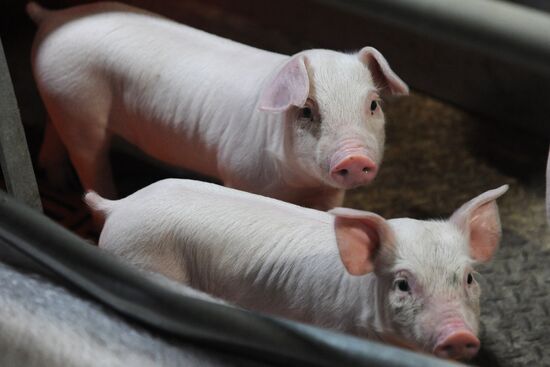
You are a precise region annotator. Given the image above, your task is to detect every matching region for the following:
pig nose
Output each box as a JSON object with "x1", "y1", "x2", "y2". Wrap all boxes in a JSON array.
[
  {"x1": 330, "y1": 155, "x2": 377, "y2": 188},
  {"x1": 434, "y1": 331, "x2": 480, "y2": 360}
]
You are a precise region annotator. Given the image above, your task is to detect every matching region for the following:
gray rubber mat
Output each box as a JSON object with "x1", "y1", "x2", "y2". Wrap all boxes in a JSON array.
[{"x1": 478, "y1": 230, "x2": 550, "y2": 366}]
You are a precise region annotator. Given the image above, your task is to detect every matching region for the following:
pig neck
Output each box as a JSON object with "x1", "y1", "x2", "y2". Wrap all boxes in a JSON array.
[
  {"x1": 212, "y1": 58, "x2": 325, "y2": 194},
  {"x1": 256, "y1": 238, "x2": 383, "y2": 338}
]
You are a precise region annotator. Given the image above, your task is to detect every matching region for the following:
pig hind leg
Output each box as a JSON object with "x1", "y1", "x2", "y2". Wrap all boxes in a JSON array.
[
  {"x1": 66, "y1": 130, "x2": 117, "y2": 200},
  {"x1": 62, "y1": 120, "x2": 116, "y2": 230},
  {"x1": 44, "y1": 101, "x2": 118, "y2": 202},
  {"x1": 41, "y1": 72, "x2": 118, "y2": 201}
]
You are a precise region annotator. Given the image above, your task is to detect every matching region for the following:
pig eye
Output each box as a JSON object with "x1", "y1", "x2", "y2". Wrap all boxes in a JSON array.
[
  {"x1": 396, "y1": 279, "x2": 410, "y2": 292},
  {"x1": 299, "y1": 107, "x2": 313, "y2": 121},
  {"x1": 370, "y1": 100, "x2": 377, "y2": 112},
  {"x1": 467, "y1": 273, "x2": 473, "y2": 285}
]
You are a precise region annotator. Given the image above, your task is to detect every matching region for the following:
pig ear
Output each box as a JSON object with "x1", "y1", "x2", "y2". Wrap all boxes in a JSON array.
[
  {"x1": 258, "y1": 55, "x2": 309, "y2": 112},
  {"x1": 358, "y1": 47, "x2": 409, "y2": 97},
  {"x1": 329, "y1": 208, "x2": 395, "y2": 275},
  {"x1": 450, "y1": 185, "x2": 509, "y2": 263}
]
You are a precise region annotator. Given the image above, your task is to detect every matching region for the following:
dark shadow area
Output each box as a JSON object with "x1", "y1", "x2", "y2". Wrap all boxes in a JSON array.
[{"x1": 471, "y1": 120, "x2": 549, "y2": 185}]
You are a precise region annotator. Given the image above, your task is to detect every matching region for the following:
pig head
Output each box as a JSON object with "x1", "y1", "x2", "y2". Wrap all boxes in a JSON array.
[
  {"x1": 258, "y1": 48, "x2": 408, "y2": 194},
  {"x1": 332, "y1": 185, "x2": 508, "y2": 359}
]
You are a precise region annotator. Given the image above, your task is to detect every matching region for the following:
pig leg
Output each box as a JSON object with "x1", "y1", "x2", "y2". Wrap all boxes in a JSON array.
[
  {"x1": 43, "y1": 99, "x2": 117, "y2": 230},
  {"x1": 39, "y1": 74, "x2": 117, "y2": 200},
  {"x1": 67, "y1": 132, "x2": 115, "y2": 229},
  {"x1": 38, "y1": 118, "x2": 73, "y2": 189},
  {"x1": 66, "y1": 134, "x2": 116, "y2": 200}
]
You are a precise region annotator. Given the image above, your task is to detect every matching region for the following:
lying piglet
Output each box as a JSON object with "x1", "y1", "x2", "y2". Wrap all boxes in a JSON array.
[
  {"x1": 87, "y1": 180, "x2": 508, "y2": 360},
  {"x1": 29, "y1": 1, "x2": 408, "y2": 210}
]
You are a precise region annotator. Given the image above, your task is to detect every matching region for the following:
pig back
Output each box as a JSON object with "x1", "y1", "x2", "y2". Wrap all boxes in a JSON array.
[
  {"x1": 98, "y1": 180, "x2": 356, "y2": 321},
  {"x1": 32, "y1": 3, "x2": 288, "y2": 179}
]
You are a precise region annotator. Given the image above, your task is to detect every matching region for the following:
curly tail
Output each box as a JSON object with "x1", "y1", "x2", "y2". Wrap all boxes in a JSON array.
[
  {"x1": 84, "y1": 191, "x2": 114, "y2": 220},
  {"x1": 26, "y1": 2, "x2": 51, "y2": 24}
]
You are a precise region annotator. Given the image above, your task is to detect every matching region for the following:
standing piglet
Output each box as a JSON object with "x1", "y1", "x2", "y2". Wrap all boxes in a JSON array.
[
  {"x1": 87, "y1": 180, "x2": 508, "y2": 360},
  {"x1": 28, "y1": 1, "x2": 408, "y2": 209}
]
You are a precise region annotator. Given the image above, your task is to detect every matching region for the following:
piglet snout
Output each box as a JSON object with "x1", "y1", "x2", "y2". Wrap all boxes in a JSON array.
[
  {"x1": 434, "y1": 330, "x2": 480, "y2": 360},
  {"x1": 330, "y1": 153, "x2": 377, "y2": 188}
]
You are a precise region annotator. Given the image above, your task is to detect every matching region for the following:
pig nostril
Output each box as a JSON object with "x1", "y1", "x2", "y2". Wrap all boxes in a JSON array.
[
  {"x1": 338, "y1": 169, "x2": 348, "y2": 176},
  {"x1": 466, "y1": 343, "x2": 476, "y2": 349},
  {"x1": 362, "y1": 167, "x2": 369, "y2": 173}
]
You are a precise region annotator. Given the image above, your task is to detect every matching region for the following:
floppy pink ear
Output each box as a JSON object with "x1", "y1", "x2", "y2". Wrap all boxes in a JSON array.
[
  {"x1": 358, "y1": 47, "x2": 409, "y2": 97},
  {"x1": 258, "y1": 55, "x2": 309, "y2": 112},
  {"x1": 329, "y1": 208, "x2": 395, "y2": 275},
  {"x1": 450, "y1": 185, "x2": 509, "y2": 263}
]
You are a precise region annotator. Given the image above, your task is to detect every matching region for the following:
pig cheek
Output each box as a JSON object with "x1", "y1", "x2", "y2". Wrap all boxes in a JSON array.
[
  {"x1": 368, "y1": 115, "x2": 386, "y2": 163},
  {"x1": 463, "y1": 284, "x2": 482, "y2": 334},
  {"x1": 355, "y1": 113, "x2": 385, "y2": 166},
  {"x1": 387, "y1": 292, "x2": 426, "y2": 348},
  {"x1": 294, "y1": 121, "x2": 339, "y2": 184},
  {"x1": 292, "y1": 122, "x2": 328, "y2": 180}
]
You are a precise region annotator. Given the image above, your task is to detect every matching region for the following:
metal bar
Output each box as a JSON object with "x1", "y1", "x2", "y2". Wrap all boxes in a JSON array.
[
  {"x1": 0, "y1": 190, "x2": 461, "y2": 367},
  {"x1": 135, "y1": 0, "x2": 550, "y2": 135},
  {"x1": 0, "y1": 37, "x2": 42, "y2": 211},
  {"x1": 319, "y1": 0, "x2": 550, "y2": 77}
]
